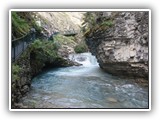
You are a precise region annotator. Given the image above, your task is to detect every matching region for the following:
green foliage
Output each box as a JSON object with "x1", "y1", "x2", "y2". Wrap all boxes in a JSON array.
[
  {"x1": 12, "y1": 64, "x2": 21, "y2": 74},
  {"x1": 82, "y1": 12, "x2": 114, "y2": 37},
  {"x1": 100, "y1": 20, "x2": 113, "y2": 27},
  {"x1": 53, "y1": 34, "x2": 76, "y2": 46},
  {"x1": 31, "y1": 39, "x2": 59, "y2": 51},
  {"x1": 30, "y1": 39, "x2": 43, "y2": 49},
  {"x1": 74, "y1": 42, "x2": 88, "y2": 53},
  {"x1": 30, "y1": 39, "x2": 70, "y2": 69},
  {"x1": 12, "y1": 12, "x2": 43, "y2": 39},
  {"x1": 82, "y1": 12, "x2": 96, "y2": 33},
  {"x1": 82, "y1": 12, "x2": 96, "y2": 28},
  {"x1": 29, "y1": 39, "x2": 61, "y2": 74},
  {"x1": 31, "y1": 39, "x2": 59, "y2": 62},
  {"x1": 12, "y1": 12, "x2": 30, "y2": 37},
  {"x1": 32, "y1": 21, "x2": 43, "y2": 34},
  {"x1": 12, "y1": 64, "x2": 21, "y2": 81}
]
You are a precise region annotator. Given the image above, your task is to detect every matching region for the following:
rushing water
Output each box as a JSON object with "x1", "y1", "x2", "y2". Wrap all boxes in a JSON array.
[{"x1": 21, "y1": 52, "x2": 148, "y2": 108}]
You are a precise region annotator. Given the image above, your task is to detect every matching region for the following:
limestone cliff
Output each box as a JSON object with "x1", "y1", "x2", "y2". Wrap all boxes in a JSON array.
[
  {"x1": 33, "y1": 12, "x2": 84, "y2": 37},
  {"x1": 33, "y1": 12, "x2": 86, "y2": 57},
  {"x1": 85, "y1": 12, "x2": 149, "y2": 79}
]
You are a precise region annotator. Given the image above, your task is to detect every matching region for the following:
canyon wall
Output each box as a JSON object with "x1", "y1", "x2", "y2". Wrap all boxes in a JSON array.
[
  {"x1": 85, "y1": 12, "x2": 149, "y2": 79},
  {"x1": 33, "y1": 12, "x2": 84, "y2": 37}
]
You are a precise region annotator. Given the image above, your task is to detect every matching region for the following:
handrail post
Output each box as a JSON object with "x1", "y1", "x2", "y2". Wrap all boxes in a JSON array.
[{"x1": 13, "y1": 42, "x2": 15, "y2": 62}]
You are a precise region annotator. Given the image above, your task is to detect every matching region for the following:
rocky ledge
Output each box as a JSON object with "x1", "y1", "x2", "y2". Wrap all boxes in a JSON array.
[
  {"x1": 11, "y1": 41, "x2": 81, "y2": 108},
  {"x1": 85, "y1": 11, "x2": 149, "y2": 79}
]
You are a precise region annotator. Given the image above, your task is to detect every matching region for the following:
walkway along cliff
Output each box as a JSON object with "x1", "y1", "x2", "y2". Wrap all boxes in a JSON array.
[
  {"x1": 11, "y1": 12, "x2": 85, "y2": 108},
  {"x1": 84, "y1": 11, "x2": 149, "y2": 79},
  {"x1": 11, "y1": 11, "x2": 149, "y2": 109}
]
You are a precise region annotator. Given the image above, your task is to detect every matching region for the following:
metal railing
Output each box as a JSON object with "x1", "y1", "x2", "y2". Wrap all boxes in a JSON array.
[
  {"x1": 11, "y1": 29, "x2": 79, "y2": 62},
  {"x1": 12, "y1": 32, "x2": 36, "y2": 62}
]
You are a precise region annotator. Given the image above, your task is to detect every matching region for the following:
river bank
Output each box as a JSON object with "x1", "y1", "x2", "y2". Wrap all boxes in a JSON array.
[
  {"x1": 19, "y1": 53, "x2": 148, "y2": 108},
  {"x1": 11, "y1": 11, "x2": 149, "y2": 109}
]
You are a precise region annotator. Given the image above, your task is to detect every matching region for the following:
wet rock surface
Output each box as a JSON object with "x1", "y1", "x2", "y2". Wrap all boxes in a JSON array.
[{"x1": 86, "y1": 12, "x2": 149, "y2": 79}]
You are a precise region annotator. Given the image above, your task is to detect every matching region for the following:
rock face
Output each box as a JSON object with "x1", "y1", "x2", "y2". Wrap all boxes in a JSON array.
[
  {"x1": 86, "y1": 12, "x2": 149, "y2": 79},
  {"x1": 33, "y1": 12, "x2": 86, "y2": 56},
  {"x1": 33, "y1": 12, "x2": 84, "y2": 37},
  {"x1": 11, "y1": 49, "x2": 31, "y2": 108}
]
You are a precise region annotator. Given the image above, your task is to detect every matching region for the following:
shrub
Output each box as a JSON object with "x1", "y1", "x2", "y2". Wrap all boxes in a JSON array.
[
  {"x1": 30, "y1": 39, "x2": 59, "y2": 62},
  {"x1": 12, "y1": 12, "x2": 30, "y2": 37},
  {"x1": 82, "y1": 12, "x2": 114, "y2": 37},
  {"x1": 53, "y1": 34, "x2": 76, "y2": 46},
  {"x1": 74, "y1": 42, "x2": 88, "y2": 53},
  {"x1": 12, "y1": 12, "x2": 43, "y2": 39},
  {"x1": 100, "y1": 20, "x2": 113, "y2": 27},
  {"x1": 12, "y1": 64, "x2": 21, "y2": 81}
]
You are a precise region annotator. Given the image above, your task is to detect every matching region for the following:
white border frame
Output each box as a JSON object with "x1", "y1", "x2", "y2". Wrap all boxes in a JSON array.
[{"x1": 9, "y1": 9, "x2": 151, "y2": 111}]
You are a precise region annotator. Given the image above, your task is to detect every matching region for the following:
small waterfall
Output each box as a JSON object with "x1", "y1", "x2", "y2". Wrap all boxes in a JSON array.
[{"x1": 69, "y1": 52, "x2": 99, "y2": 67}]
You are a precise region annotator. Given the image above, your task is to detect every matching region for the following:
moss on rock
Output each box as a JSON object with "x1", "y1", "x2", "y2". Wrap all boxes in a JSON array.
[
  {"x1": 11, "y1": 39, "x2": 80, "y2": 108},
  {"x1": 74, "y1": 41, "x2": 88, "y2": 53}
]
